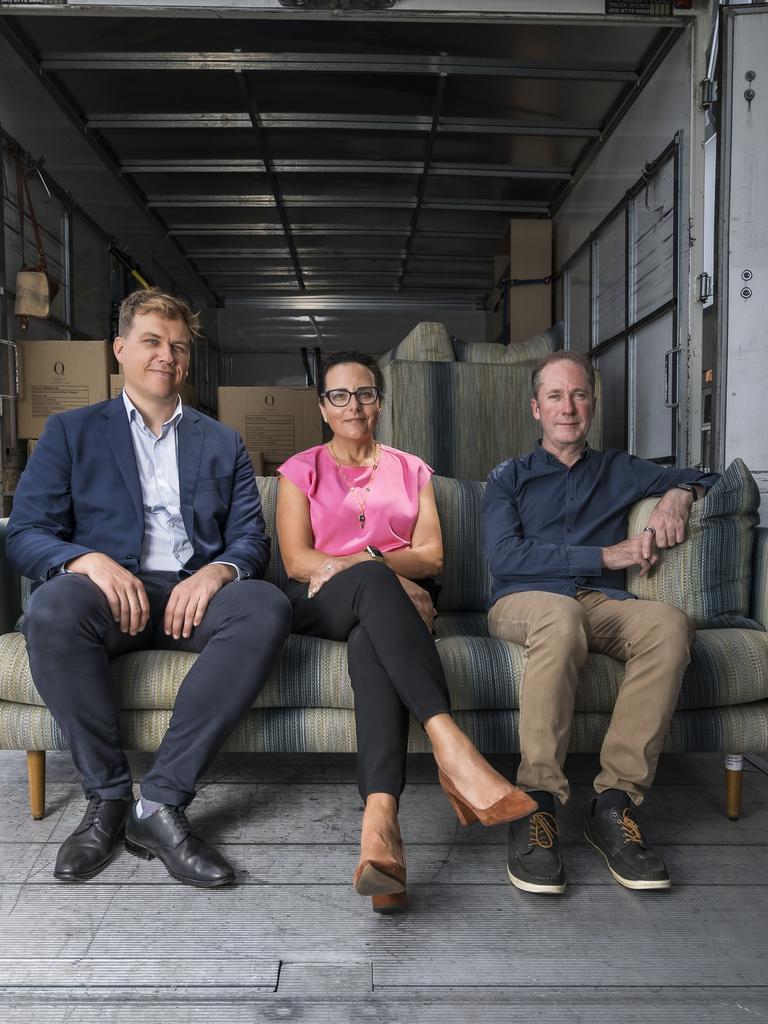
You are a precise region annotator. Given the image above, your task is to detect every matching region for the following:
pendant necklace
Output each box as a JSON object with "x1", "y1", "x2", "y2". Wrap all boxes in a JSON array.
[{"x1": 328, "y1": 441, "x2": 381, "y2": 529}]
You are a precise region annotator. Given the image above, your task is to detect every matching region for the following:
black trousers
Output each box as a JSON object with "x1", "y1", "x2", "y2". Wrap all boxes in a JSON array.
[
  {"x1": 287, "y1": 561, "x2": 451, "y2": 800},
  {"x1": 22, "y1": 571, "x2": 292, "y2": 806}
]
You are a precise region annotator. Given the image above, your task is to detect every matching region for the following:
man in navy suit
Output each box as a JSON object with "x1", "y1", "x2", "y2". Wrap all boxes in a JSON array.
[{"x1": 7, "y1": 288, "x2": 292, "y2": 887}]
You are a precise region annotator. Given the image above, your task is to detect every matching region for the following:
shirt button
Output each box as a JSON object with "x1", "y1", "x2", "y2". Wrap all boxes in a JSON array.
[{"x1": 566, "y1": 528, "x2": 572, "y2": 533}]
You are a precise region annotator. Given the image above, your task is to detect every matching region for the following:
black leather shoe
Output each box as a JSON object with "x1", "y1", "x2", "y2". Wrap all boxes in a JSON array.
[
  {"x1": 124, "y1": 803, "x2": 235, "y2": 888},
  {"x1": 53, "y1": 796, "x2": 131, "y2": 882},
  {"x1": 584, "y1": 799, "x2": 671, "y2": 890},
  {"x1": 507, "y1": 810, "x2": 566, "y2": 894}
]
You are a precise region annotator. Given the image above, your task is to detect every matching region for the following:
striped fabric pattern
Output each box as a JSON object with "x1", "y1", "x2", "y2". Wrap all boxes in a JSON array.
[
  {"x1": 751, "y1": 528, "x2": 768, "y2": 629},
  {"x1": 452, "y1": 325, "x2": 562, "y2": 364},
  {"x1": 3, "y1": 618, "x2": 765, "y2": 715},
  {"x1": 626, "y1": 458, "x2": 760, "y2": 628},
  {"x1": 5, "y1": 698, "x2": 768, "y2": 757},
  {"x1": 378, "y1": 322, "x2": 455, "y2": 367},
  {"x1": 378, "y1": 360, "x2": 603, "y2": 480}
]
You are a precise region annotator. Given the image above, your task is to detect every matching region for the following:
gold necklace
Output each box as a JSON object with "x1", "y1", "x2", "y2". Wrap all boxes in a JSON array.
[{"x1": 327, "y1": 441, "x2": 381, "y2": 529}]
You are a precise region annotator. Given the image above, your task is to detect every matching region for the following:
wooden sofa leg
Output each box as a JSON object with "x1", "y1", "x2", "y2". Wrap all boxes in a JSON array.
[
  {"x1": 27, "y1": 750, "x2": 46, "y2": 820},
  {"x1": 725, "y1": 753, "x2": 743, "y2": 821}
]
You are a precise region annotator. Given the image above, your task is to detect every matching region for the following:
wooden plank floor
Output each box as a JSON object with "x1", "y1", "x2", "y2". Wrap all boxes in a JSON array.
[{"x1": 1, "y1": 751, "x2": 767, "y2": 1022}]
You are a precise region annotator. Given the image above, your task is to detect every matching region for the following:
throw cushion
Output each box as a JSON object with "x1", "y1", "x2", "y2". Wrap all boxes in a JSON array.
[{"x1": 626, "y1": 458, "x2": 760, "y2": 629}]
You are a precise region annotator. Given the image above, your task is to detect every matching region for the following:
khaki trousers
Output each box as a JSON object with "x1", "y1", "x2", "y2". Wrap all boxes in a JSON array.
[{"x1": 488, "y1": 590, "x2": 694, "y2": 805}]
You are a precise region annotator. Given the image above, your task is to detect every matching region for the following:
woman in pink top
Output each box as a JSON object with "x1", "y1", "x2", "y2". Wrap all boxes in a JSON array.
[{"x1": 277, "y1": 352, "x2": 535, "y2": 913}]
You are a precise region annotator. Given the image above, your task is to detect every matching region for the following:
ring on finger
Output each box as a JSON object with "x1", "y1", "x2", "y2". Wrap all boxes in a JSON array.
[{"x1": 643, "y1": 526, "x2": 656, "y2": 535}]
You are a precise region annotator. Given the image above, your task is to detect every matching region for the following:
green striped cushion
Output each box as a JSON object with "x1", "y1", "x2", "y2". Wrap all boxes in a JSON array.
[
  {"x1": 751, "y1": 528, "x2": 768, "y2": 629},
  {"x1": 626, "y1": 459, "x2": 760, "y2": 629},
  {"x1": 4, "y1": 700, "x2": 768, "y2": 755},
  {"x1": 379, "y1": 322, "x2": 455, "y2": 367},
  {"x1": 453, "y1": 325, "x2": 561, "y2": 364},
  {"x1": 3, "y1": 624, "x2": 764, "y2": 714}
]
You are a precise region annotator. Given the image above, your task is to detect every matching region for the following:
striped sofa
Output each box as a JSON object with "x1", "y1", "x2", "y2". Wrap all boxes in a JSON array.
[
  {"x1": 1, "y1": 463, "x2": 766, "y2": 821},
  {"x1": 377, "y1": 322, "x2": 602, "y2": 480}
]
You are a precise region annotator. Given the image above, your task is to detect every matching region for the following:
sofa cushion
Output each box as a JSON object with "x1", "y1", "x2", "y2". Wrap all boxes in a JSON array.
[
  {"x1": 453, "y1": 325, "x2": 561, "y2": 364},
  {"x1": 379, "y1": 322, "x2": 455, "y2": 367},
  {"x1": 626, "y1": 459, "x2": 760, "y2": 629},
  {"x1": 751, "y1": 528, "x2": 768, "y2": 629},
  {"x1": 3, "y1": 623, "x2": 765, "y2": 715}
]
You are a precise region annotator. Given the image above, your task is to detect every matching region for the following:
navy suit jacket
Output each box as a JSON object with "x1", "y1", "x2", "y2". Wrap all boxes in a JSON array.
[{"x1": 6, "y1": 397, "x2": 270, "y2": 583}]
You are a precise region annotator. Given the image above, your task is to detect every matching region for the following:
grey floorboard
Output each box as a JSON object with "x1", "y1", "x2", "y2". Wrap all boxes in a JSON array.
[
  {"x1": 3, "y1": 779, "x2": 764, "y2": 847},
  {"x1": 2, "y1": 843, "x2": 766, "y2": 887},
  {"x1": 0, "y1": 750, "x2": 766, "y2": 1022}
]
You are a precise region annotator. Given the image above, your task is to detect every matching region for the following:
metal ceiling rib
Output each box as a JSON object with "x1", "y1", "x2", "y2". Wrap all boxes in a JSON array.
[
  {"x1": 40, "y1": 52, "x2": 640, "y2": 81},
  {"x1": 0, "y1": 12, "x2": 683, "y2": 307}
]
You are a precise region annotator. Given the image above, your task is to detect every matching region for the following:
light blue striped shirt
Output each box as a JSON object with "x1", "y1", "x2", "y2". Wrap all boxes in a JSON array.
[{"x1": 122, "y1": 391, "x2": 194, "y2": 573}]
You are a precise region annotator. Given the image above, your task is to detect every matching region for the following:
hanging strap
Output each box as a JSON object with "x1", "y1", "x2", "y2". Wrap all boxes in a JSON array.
[{"x1": 14, "y1": 151, "x2": 48, "y2": 272}]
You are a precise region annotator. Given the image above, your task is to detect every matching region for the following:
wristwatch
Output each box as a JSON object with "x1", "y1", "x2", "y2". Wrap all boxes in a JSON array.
[
  {"x1": 675, "y1": 484, "x2": 698, "y2": 501},
  {"x1": 365, "y1": 545, "x2": 385, "y2": 562}
]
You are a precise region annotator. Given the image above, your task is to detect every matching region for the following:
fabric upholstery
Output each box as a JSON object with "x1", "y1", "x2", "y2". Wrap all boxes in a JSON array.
[
  {"x1": 378, "y1": 322, "x2": 455, "y2": 367},
  {"x1": 1, "y1": 461, "x2": 766, "y2": 759},
  {"x1": 452, "y1": 325, "x2": 562, "y2": 364},
  {"x1": 626, "y1": 458, "x2": 760, "y2": 629},
  {"x1": 751, "y1": 528, "x2": 768, "y2": 629},
  {"x1": 377, "y1": 357, "x2": 602, "y2": 480}
]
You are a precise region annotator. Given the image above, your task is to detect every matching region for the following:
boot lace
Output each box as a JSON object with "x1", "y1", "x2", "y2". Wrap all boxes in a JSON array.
[
  {"x1": 618, "y1": 808, "x2": 644, "y2": 845},
  {"x1": 528, "y1": 811, "x2": 558, "y2": 849}
]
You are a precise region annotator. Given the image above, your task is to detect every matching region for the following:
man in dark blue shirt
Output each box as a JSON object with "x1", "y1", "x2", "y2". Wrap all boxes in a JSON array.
[{"x1": 483, "y1": 351, "x2": 717, "y2": 895}]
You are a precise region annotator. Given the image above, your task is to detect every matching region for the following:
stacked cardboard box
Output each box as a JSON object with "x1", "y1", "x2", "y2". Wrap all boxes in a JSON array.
[
  {"x1": 217, "y1": 387, "x2": 323, "y2": 475},
  {"x1": 488, "y1": 219, "x2": 552, "y2": 345},
  {"x1": 16, "y1": 340, "x2": 116, "y2": 439}
]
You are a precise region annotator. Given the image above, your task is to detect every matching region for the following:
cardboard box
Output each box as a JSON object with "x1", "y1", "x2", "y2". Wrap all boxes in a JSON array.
[
  {"x1": 489, "y1": 219, "x2": 552, "y2": 345},
  {"x1": 217, "y1": 387, "x2": 323, "y2": 473},
  {"x1": 17, "y1": 340, "x2": 115, "y2": 439},
  {"x1": 110, "y1": 374, "x2": 197, "y2": 408}
]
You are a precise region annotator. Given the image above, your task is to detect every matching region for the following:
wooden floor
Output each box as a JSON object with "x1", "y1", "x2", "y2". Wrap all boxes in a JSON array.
[{"x1": 1, "y1": 750, "x2": 767, "y2": 1023}]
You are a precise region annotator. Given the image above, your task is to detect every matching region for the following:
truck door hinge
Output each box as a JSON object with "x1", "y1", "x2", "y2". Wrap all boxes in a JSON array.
[
  {"x1": 697, "y1": 272, "x2": 713, "y2": 302},
  {"x1": 700, "y1": 78, "x2": 717, "y2": 110}
]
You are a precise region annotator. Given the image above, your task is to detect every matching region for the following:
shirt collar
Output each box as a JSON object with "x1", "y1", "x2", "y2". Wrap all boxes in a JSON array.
[
  {"x1": 533, "y1": 440, "x2": 592, "y2": 467},
  {"x1": 121, "y1": 389, "x2": 183, "y2": 434}
]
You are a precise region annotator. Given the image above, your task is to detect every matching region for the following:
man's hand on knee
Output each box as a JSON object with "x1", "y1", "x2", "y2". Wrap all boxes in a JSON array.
[
  {"x1": 65, "y1": 553, "x2": 150, "y2": 635},
  {"x1": 164, "y1": 563, "x2": 236, "y2": 640}
]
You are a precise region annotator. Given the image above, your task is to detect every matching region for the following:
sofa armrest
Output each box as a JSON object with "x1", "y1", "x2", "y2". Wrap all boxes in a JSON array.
[
  {"x1": 751, "y1": 527, "x2": 768, "y2": 629},
  {"x1": 0, "y1": 518, "x2": 23, "y2": 633}
]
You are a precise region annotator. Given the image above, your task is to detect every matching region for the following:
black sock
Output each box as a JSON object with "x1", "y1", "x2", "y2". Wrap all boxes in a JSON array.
[
  {"x1": 594, "y1": 788, "x2": 631, "y2": 814},
  {"x1": 527, "y1": 790, "x2": 556, "y2": 816}
]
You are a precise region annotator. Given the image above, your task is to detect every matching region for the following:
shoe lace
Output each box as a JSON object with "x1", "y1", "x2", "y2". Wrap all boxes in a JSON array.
[
  {"x1": 167, "y1": 805, "x2": 194, "y2": 837},
  {"x1": 528, "y1": 811, "x2": 558, "y2": 849},
  {"x1": 618, "y1": 808, "x2": 644, "y2": 845},
  {"x1": 82, "y1": 796, "x2": 106, "y2": 828}
]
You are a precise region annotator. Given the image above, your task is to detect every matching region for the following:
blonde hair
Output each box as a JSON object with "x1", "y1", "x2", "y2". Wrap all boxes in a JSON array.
[{"x1": 118, "y1": 288, "x2": 202, "y2": 340}]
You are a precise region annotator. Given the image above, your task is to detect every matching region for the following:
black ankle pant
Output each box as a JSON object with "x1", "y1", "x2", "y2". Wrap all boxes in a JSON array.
[{"x1": 286, "y1": 561, "x2": 451, "y2": 799}]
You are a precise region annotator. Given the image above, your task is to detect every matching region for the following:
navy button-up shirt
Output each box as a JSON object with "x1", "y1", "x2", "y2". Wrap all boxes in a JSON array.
[{"x1": 483, "y1": 444, "x2": 719, "y2": 606}]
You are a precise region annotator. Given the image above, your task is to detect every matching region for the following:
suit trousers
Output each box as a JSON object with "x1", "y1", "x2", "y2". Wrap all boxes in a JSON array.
[
  {"x1": 287, "y1": 561, "x2": 451, "y2": 800},
  {"x1": 22, "y1": 571, "x2": 292, "y2": 805},
  {"x1": 488, "y1": 589, "x2": 695, "y2": 805}
]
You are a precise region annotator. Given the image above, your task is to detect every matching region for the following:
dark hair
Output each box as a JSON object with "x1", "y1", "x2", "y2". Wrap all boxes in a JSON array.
[
  {"x1": 317, "y1": 351, "x2": 385, "y2": 399},
  {"x1": 531, "y1": 350, "x2": 595, "y2": 399}
]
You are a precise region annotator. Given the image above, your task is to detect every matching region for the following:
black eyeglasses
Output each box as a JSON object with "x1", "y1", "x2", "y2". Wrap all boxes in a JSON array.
[{"x1": 320, "y1": 387, "x2": 380, "y2": 407}]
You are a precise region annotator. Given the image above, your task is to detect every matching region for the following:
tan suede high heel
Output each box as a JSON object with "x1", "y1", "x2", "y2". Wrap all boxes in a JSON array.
[
  {"x1": 353, "y1": 841, "x2": 407, "y2": 914},
  {"x1": 438, "y1": 769, "x2": 537, "y2": 826}
]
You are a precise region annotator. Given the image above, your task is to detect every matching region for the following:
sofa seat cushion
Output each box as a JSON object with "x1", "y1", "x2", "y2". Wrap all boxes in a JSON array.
[
  {"x1": 627, "y1": 458, "x2": 760, "y2": 629},
  {"x1": 3, "y1": 624, "x2": 764, "y2": 716}
]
